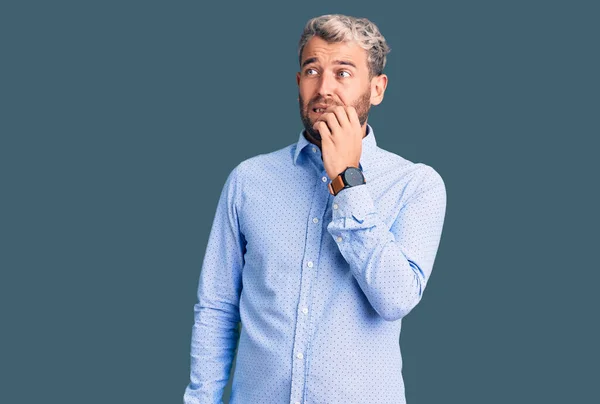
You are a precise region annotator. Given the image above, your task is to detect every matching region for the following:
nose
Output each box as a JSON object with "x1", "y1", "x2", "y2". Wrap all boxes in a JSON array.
[{"x1": 316, "y1": 71, "x2": 337, "y2": 98}]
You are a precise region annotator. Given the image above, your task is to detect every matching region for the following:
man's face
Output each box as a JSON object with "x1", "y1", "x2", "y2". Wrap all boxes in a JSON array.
[{"x1": 296, "y1": 36, "x2": 374, "y2": 143}]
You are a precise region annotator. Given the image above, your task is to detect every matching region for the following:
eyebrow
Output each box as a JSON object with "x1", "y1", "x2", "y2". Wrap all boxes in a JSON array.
[{"x1": 301, "y1": 57, "x2": 357, "y2": 69}]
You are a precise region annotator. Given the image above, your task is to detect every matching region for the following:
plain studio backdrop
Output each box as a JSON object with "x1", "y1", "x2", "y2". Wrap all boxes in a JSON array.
[{"x1": 1, "y1": 1, "x2": 598, "y2": 403}]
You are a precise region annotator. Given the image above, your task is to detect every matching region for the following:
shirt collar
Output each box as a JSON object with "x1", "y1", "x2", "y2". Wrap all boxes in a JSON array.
[{"x1": 292, "y1": 123, "x2": 378, "y2": 173}]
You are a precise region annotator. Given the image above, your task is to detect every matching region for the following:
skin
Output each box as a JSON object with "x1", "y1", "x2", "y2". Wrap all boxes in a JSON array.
[{"x1": 296, "y1": 36, "x2": 388, "y2": 180}]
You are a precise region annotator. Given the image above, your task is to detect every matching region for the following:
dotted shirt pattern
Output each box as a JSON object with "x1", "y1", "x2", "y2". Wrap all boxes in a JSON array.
[{"x1": 183, "y1": 124, "x2": 447, "y2": 404}]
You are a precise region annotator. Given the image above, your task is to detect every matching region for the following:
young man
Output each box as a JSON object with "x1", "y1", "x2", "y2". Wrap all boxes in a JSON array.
[{"x1": 184, "y1": 14, "x2": 447, "y2": 404}]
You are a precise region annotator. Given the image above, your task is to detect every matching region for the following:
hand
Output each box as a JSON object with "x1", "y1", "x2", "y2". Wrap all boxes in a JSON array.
[{"x1": 312, "y1": 105, "x2": 363, "y2": 181}]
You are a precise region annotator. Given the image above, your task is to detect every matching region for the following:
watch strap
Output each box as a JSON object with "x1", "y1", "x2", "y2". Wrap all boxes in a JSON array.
[
  {"x1": 328, "y1": 166, "x2": 365, "y2": 196},
  {"x1": 328, "y1": 174, "x2": 346, "y2": 196}
]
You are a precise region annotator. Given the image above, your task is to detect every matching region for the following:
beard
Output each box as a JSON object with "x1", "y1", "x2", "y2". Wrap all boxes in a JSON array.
[{"x1": 299, "y1": 88, "x2": 371, "y2": 141}]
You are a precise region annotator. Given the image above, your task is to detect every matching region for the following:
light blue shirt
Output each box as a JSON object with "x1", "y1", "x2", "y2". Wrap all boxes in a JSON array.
[{"x1": 184, "y1": 124, "x2": 447, "y2": 404}]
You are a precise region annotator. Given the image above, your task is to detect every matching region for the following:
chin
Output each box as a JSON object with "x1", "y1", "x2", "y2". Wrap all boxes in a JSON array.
[{"x1": 307, "y1": 130, "x2": 321, "y2": 141}]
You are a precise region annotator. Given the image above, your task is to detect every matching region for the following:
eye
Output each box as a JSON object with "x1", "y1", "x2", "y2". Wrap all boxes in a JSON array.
[
  {"x1": 305, "y1": 68, "x2": 317, "y2": 75},
  {"x1": 338, "y1": 71, "x2": 351, "y2": 78}
]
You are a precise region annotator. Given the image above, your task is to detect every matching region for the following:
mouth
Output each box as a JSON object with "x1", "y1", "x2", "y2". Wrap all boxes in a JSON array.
[{"x1": 311, "y1": 105, "x2": 333, "y2": 114}]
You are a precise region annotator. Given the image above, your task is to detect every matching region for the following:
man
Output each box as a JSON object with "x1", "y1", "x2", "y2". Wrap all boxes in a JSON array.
[{"x1": 184, "y1": 14, "x2": 447, "y2": 404}]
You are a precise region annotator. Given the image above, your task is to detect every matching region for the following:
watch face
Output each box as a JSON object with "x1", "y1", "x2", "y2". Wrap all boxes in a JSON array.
[{"x1": 343, "y1": 167, "x2": 364, "y2": 186}]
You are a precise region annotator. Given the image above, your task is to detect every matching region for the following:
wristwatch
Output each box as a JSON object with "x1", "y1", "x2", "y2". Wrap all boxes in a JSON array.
[{"x1": 328, "y1": 166, "x2": 366, "y2": 196}]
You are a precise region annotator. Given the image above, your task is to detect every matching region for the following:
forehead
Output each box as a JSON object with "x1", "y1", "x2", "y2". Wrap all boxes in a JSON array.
[{"x1": 301, "y1": 36, "x2": 368, "y2": 69}]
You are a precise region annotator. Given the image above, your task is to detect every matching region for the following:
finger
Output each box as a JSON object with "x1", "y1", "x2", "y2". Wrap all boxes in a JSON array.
[
  {"x1": 347, "y1": 106, "x2": 361, "y2": 129},
  {"x1": 330, "y1": 105, "x2": 351, "y2": 128},
  {"x1": 314, "y1": 121, "x2": 334, "y2": 145},
  {"x1": 318, "y1": 111, "x2": 342, "y2": 136}
]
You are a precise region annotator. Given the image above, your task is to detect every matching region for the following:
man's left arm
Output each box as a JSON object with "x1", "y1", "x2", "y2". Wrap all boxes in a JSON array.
[{"x1": 326, "y1": 165, "x2": 447, "y2": 321}]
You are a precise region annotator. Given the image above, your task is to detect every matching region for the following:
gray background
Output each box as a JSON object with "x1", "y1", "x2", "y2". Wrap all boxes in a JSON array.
[{"x1": 1, "y1": 0, "x2": 598, "y2": 403}]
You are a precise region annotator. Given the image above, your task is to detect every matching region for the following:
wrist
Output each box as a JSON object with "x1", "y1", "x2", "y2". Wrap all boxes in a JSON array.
[{"x1": 328, "y1": 166, "x2": 366, "y2": 196}]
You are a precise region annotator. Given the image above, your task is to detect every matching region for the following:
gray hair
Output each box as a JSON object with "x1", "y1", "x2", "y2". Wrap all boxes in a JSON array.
[{"x1": 298, "y1": 14, "x2": 391, "y2": 78}]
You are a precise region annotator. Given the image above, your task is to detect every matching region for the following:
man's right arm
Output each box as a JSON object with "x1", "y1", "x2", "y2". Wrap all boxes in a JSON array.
[{"x1": 183, "y1": 165, "x2": 245, "y2": 404}]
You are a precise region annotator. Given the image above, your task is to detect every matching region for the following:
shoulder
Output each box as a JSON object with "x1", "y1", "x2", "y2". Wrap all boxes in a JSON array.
[
  {"x1": 373, "y1": 145, "x2": 445, "y2": 196},
  {"x1": 221, "y1": 143, "x2": 296, "y2": 196},
  {"x1": 405, "y1": 162, "x2": 446, "y2": 204},
  {"x1": 374, "y1": 146, "x2": 414, "y2": 170},
  {"x1": 233, "y1": 143, "x2": 296, "y2": 179},
  {"x1": 376, "y1": 145, "x2": 442, "y2": 177}
]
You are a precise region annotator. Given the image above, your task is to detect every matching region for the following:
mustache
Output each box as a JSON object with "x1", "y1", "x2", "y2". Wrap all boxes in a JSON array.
[{"x1": 310, "y1": 101, "x2": 338, "y2": 107}]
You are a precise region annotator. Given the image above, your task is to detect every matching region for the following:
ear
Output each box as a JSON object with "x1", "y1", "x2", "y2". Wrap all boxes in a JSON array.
[
  {"x1": 296, "y1": 72, "x2": 301, "y2": 86},
  {"x1": 370, "y1": 74, "x2": 388, "y2": 106}
]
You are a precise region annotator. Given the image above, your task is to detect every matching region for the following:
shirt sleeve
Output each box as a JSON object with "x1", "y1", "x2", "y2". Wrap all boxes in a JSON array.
[
  {"x1": 183, "y1": 165, "x2": 245, "y2": 404},
  {"x1": 326, "y1": 165, "x2": 447, "y2": 321}
]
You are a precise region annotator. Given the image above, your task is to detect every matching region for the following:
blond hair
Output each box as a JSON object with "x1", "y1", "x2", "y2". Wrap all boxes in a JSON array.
[{"x1": 298, "y1": 14, "x2": 391, "y2": 78}]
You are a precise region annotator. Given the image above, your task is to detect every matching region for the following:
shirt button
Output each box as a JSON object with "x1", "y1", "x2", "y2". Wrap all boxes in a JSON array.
[
  {"x1": 312, "y1": 217, "x2": 319, "y2": 224},
  {"x1": 297, "y1": 352, "x2": 304, "y2": 359},
  {"x1": 307, "y1": 261, "x2": 313, "y2": 268},
  {"x1": 322, "y1": 176, "x2": 327, "y2": 182},
  {"x1": 312, "y1": 147, "x2": 317, "y2": 153},
  {"x1": 295, "y1": 401, "x2": 301, "y2": 404},
  {"x1": 302, "y1": 307, "x2": 309, "y2": 314},
  {"x1": 336, "y1": 236, "x2": 342, "y2": 242},
  {"x1": 333, "y1": 203, "x2": 338, "y2": 210}
]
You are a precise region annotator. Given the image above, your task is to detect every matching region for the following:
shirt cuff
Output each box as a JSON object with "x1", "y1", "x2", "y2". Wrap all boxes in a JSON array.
[{"x1": 331, "y1": 184, "x2": 376, "y2": 224}]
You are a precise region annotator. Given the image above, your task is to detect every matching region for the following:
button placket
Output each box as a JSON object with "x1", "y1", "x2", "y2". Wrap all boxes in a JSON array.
[{"x1": 289, "y1": 174, "x2": 328, "y2": 403}]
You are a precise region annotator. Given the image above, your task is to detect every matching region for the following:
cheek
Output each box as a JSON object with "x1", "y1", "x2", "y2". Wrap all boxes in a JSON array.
[
  {"x1": 299, "y1": 89, "x2": 311, "y2": 104},
  {"x1": 339, "y1": 94, "x2": 355, "y2": 107},
  {"x1": 340, "y1": 88, "x2": 360, "y2": 104}
]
